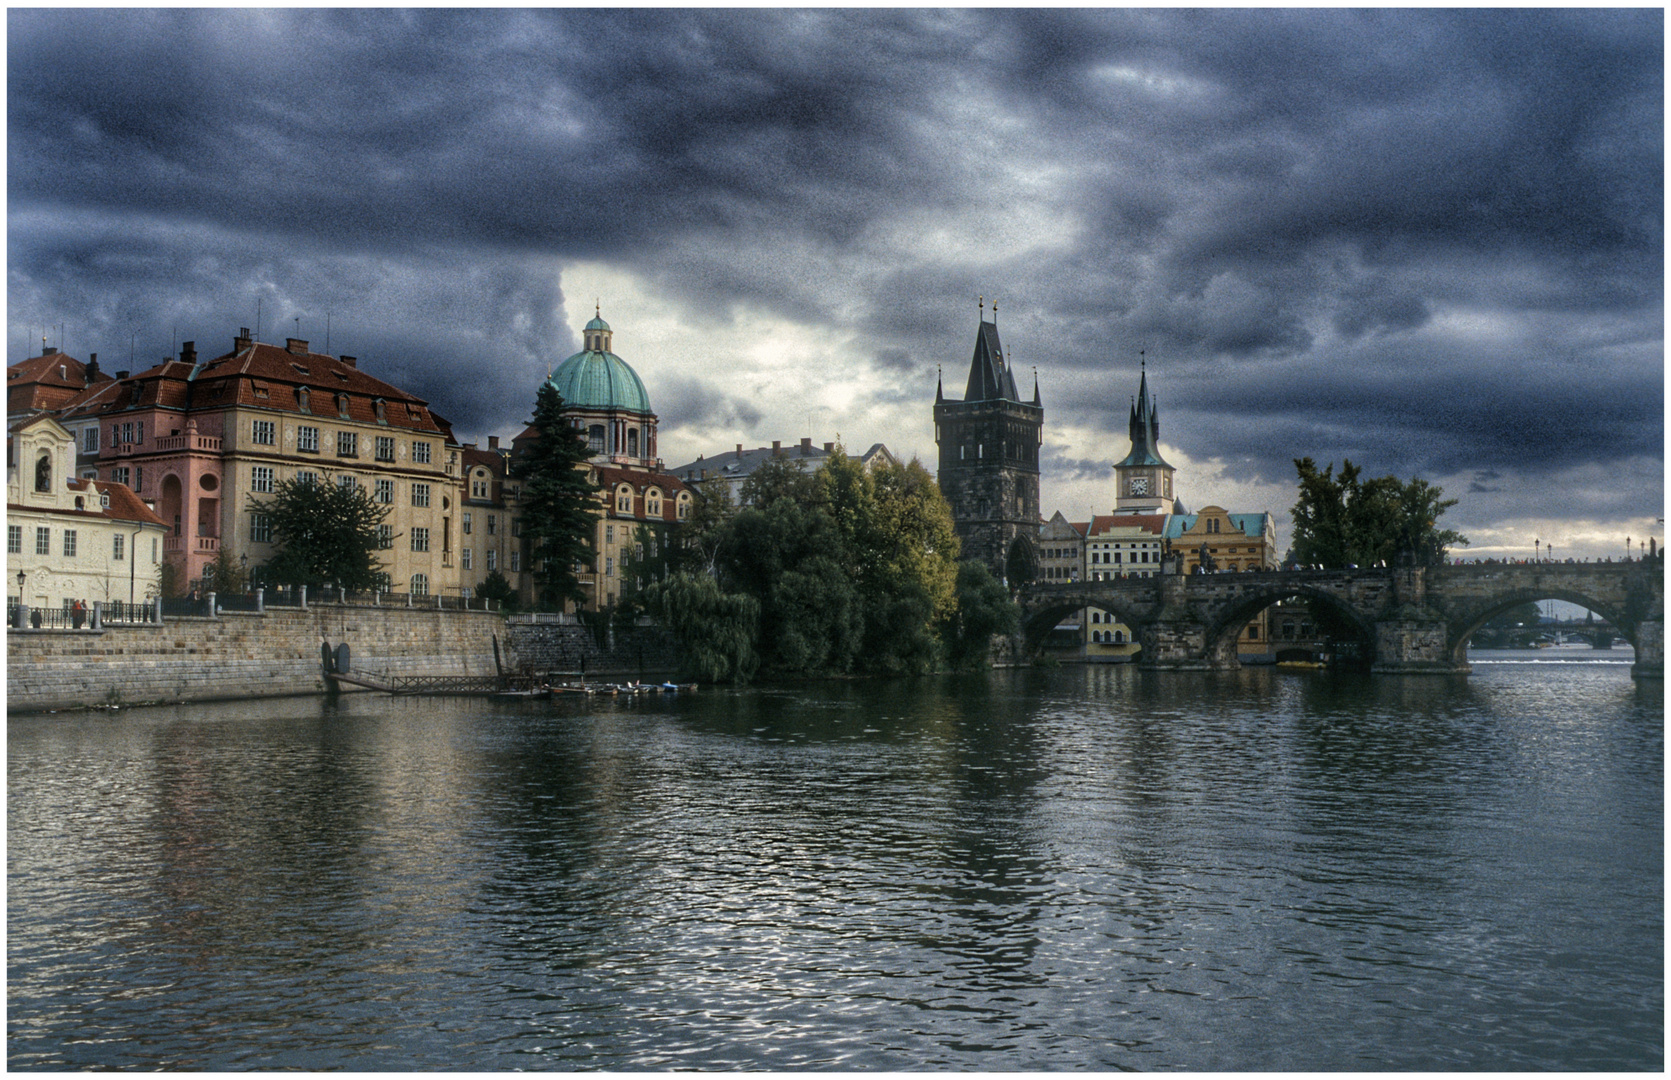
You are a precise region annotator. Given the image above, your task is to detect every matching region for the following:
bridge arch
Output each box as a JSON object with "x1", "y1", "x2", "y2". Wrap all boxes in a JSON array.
[
  {"x1": 1201, "y1": 583, "x2": 1379, "y2": 668},
  {"x1": 1447, "y1": 587, "x2": 1638, "y2": 665},
  {"x1": 1019, "y1": 591, "x2": 1151, "y2": 658}
]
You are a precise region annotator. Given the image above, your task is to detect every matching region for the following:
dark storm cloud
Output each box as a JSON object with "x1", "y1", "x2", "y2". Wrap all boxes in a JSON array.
[{"x1": 8, "y1": 8, "x2": 1662, "y2": 535}]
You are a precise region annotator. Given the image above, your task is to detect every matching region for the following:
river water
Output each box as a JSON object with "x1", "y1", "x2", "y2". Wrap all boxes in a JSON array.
[{"x1": 8, "y1": 649, "x2": 1661, "y2": 1070}]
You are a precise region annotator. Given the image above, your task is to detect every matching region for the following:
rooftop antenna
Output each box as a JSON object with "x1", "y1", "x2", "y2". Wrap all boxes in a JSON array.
[
  {"x1": 992, "y1": 300, "x2": 998, "y2": 325},
  {"x1": 979, "y1": 295, "x2": 984, "y2": 321},
  {"x1": 325, "y1": 312, "x2": 331, "y2": 355},
  {"x1": 256, "y1": 298, "x2": 262, "y2": 343},
  {"x1": 294, "y1": 317, "x2": 300, "y2": 340}
]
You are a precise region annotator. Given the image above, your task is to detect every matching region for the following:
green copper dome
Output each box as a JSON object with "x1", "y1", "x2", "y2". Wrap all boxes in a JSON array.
[{"x1": 547, "y1": 347, "x2": 651, "y2": 414}]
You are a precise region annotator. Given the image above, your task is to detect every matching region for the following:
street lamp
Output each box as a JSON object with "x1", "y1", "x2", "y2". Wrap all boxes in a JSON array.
[
  {"x1": 240, "y1": 553, "x2": 249, "y2": 592},
  {"x1": 15, "y1": 569, "x2": 25, "y2": 628}
]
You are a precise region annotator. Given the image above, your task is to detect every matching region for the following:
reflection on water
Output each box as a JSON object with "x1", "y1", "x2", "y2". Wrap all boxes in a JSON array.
[{"x1": 8, "y1": 658, "x2": 1662, "y2": 1070}]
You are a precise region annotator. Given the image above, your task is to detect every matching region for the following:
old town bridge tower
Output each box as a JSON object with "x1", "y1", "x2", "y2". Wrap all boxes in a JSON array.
[{"x1": 934, "y1": 301, "x2": 1043, "y2": 580}]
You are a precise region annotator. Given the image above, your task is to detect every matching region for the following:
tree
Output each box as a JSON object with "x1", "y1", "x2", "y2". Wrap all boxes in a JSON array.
[
  {"x1": 942, "y1": 560, "x2": 1021, "y2": 669},
  {"x1": 1290, "y1": 458, "x2": 1468, "y2": 568},
  {"x1": 205, "y1": 547, "x2": 244, "y2": 595},
  {"x1": 739, "y1": 455, "x2": 821, "y2": 508},
  {"x1": 642, "y1": 571, "x2": 760, "y2": 684},
  {"x1": 476, "y1": 568, "x2": 519, "y2": 612},
  {"x1": 516, "y1": 383, "x2": 601, "y2": 607},
  {"x1": 247, "y1": 472, "x2": 390, "y2": 589}
]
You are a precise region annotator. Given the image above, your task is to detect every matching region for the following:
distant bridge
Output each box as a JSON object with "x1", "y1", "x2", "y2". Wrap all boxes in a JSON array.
[{"x1": 1018, "y1": 560, "x2": 1663, "y2": 678}]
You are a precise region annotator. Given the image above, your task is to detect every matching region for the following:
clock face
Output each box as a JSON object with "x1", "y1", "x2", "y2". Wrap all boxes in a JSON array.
[{"x1": 1130, "y1": 476, "x2": 1149, "y2": 496}]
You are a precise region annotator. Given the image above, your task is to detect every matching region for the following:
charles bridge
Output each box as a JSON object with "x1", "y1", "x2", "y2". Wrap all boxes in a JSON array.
[{"x1": 1018, "y1": 560, "x2": 1664, "y2": 679}]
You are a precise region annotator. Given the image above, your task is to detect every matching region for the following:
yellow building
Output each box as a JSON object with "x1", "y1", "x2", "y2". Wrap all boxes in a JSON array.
[
  {"x1": 7, "y1": 415, "x2": 168, "y2": 614},
  {"x1": 1167, "y1": 506, "x2": 1279, "y2": 657}
]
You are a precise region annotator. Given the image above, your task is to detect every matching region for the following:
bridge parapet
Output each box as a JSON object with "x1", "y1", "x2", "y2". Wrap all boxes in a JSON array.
[{"x1": 1016, "y1": 560, "x2": 1662, "y2": 678}]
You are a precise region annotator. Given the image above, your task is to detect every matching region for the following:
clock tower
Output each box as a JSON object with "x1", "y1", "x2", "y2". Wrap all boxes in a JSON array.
[{"x1": 1113, "y1": 359, "x2": 1175, "y2": 514}]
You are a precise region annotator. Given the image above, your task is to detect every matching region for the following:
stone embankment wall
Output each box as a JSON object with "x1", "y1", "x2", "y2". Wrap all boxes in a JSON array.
[
  {"x1": 7, "y1": 607, "x2": 502, "y2": 713},
  {"x1": 7, "y1": 609, "x2": 682, "y2": 714},
  {"x1": 501, "y1": 616, "x2": 679, "y2": 679}
]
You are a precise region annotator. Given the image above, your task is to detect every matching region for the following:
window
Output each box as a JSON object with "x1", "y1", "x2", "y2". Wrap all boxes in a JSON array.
[
  {"x1": 616, "y1": 486, "x2": 633, "y2": 513},
  {"x1": 677, "y1": 495, "x2": 690, "y2": 521},
  {"x1": 337, "y1": 393, "x2": 351, "y2": 418},
  {"x1": 338, "y1": 475, "x2": 358, "y2": 493},
  {"x1": 296, "y1": 470, "x2": 317, "y2": 487},
  {"x1": 461, "y1": 547, "x2": 473, "y2": 570},
  {"x1": 337, "y1": 431, "x2": 357, "y2": 457},
  {"x1": 374, "y1": 479, "x2": 393, "y2": 504},
  {"x1": 35, "y1": 454, "x2": 52, "y2": 492},
  {"x1": 412, "y1": 441, "x2": 431, "y2": 464},
  {"x1": 1207, "y1": 518, "x2": 1221, "y2": 534},
  {"x1": 253, "y1": 419, "x2": 275, "y2": 445},
  {"x1": 463, "y1": 512, "x2": 472, "y2": 535},
  {"x1": 377, "y1": 524, "x2": 393, "y2": 549},
  {"x1": 409, "y1": 574, "x2": 429, "y2": 596},
  {"x1": 375, "y1": 436, "x2": 395, "y2": 462},
  {"x1": 7, "y1": 525, "x2": 20, "y2": 554},
  {"x1": 136, "y1": 421, "x2": 144, "y2": 444},
  {"x1": 297, "y1": 387, "x2": 311, "y2": 412},
  {"x1": 111, "y1": 533, "x2": 124, "y2": 560},
  {"x1": 374, "y1": 399, "x2": 387, "y2": 424},
  {"x1": 471, "y1": 472, "x2": 489, "y2": 499},
  {"x1": 36, "y1": 527, "x2": 51, "y2": 555},
  {"x1": 298, "y1": 425, "x2": 319, "y2": 453},
  {"x1": 63, "y1": 530, "x2": 77, "y2": 557},
  {"x1": 109, "y1": 466, "x2": 129, "y2": 488},
  {"x1": 121, "y1": 422, "x2": 133, "y2": 444},
  {"x1": 251, "y1": 514, "x2": 272, "y2": 543},
  {"x1": 84, "y1": 427, "x2": 99, "y2": 453},
  {"x1": 487, "y1": 514, "x2": 497, "y2": 535},
  {"x1": 588, "y1": 426, "x2": 605, "y2": 453},
  {"x1": 605, "y1": 524, "x2": 614, "y2": 544},
  {"x1": 486, "y1": 549, "x2": 498, "y2": 571},
  {"x1": 605, "y1": 556, "x2": 614, "y2": 577},
  {"x1": 411, "y1": 527, "x2": 430, "y2": 552},
  {"x1": 134, "y1": 466, "x2": 143, "y2": 493},
  {"x1": 647, "y1": 489, "x2": 662, "y2": 516},
  {"x1": 510, "y1": 551, "x2": 520, "y2": 572},
  {"x1": 252, "y1": 466, "x2": 275, "y2": 493},
  {"x1": 511, "y1": 518, "x2": 522, "y2": 536},
  {"x1": 412, "y1": 483, "x2": 431, "y2": 508}
]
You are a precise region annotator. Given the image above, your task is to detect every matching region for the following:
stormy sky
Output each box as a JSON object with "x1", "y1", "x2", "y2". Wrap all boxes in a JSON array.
[{"x1": 9, "y1": 8, "x2": 1663, "y2": 559}]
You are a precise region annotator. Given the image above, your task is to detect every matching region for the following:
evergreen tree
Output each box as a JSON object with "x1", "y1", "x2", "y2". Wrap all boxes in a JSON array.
[
  {"x1": 515, "y1": 383, "x2": 601, "y2": 607},
  {"x1": 942, "y1": 560, "x2": 1021, "y2": 669},
  {"x1": 475, "y1": 568, "x2": 519, "y2": 612},
  {"x1": 247, "y1": 472, "x2": 390, "y2": 589}
]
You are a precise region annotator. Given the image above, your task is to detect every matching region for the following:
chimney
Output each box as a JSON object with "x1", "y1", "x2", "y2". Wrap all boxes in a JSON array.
[
  {"x1": 235, "y1": 328, "x2": 252, "y2": 351},
  {"x1": 180, "y1": 341, "x2": 196, "y2": 367},
  {"x1": 772, "y1": 440, "x2": 781, "y2": 454},
  {"x1": 43, "y1": 346, "x2": 57, "y2": 356},
  {"x1": 286, "y1": 338, "x2": 308, "y2": 356},
  {"x1": 736, "y1": 444, "x2": 743, "y2": 457},
  {"x1": 59, "y1": 365, "x2": 66, "y2": 380},
  {"x1": 339, "y1": 355, "x2": 356, "y2": 368},
  {"x1": 488, "y1": 435, "x2": 499, "y2": 450},
  {"x1": 800, "y1": 437, "x2": 812, "y2": 454},
  {"x1": 116, "y1": 370, "x2": 130, "y2": 380},
  {"x1": 85, "y1": 354, "x2": 100, "y2": 384},
  {"x1": 823, "y1": 442, "x2": 834, "y2": 453}
]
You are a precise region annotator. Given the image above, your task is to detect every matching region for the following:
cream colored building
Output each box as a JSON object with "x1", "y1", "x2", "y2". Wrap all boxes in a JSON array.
[{"x1": 7, "y1": 415, "x2": 167, "y2": 613}]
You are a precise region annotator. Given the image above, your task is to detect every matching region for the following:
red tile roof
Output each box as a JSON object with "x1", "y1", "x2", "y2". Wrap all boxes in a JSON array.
[
  {"x1": 8, "y1": 351, "x2": 114, "y2": 416},
  {"x1": 10, "y1": 477, "x2": 166, "y2": 528}
]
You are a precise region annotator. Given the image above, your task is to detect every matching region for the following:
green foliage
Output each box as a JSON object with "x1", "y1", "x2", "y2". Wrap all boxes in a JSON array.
[
  {"x1": 246, "y1": 472, "x2": 391, "y2": 589},
  {"x1": 1290, "y1": 458, "x2": 1468, "y2": 568},
  {"x1": 475, "y1": 569, "x2": 519, "y2": 612},
  {"x1": 158, "y1": 561, "x2": 182, "y2": 600},
  {"x1": 516, "y1": 383, "x2": 601, "y2": 607},
  {"x1": 643, "y1": 448, "x2": 974, "y2": 681},
  {"x1": 739, "y1": 454, "x2": 821, "y2": 508},
  {"x1": 666, "y1": 485, "x2": 736, "y2": 576},
  {"x1": 642, "y1": 571, "x2": 759, "y2": 684},
  {"x1": 617, "y1": 523, "x2": 671, "y2": 617},
  {"x1": 205, "y1": 547, "x2": 244, "y2": 595},
  {"x1": 942, "y1": 560, "x2": 1021, "y2": 669}
]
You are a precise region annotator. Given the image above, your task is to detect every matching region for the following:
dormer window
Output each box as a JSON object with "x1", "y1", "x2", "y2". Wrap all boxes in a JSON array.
[
  {"x1": 297, "y1": 386, "x2": 310, "y2": 412},
  {"x1": 35, "y1": 453, "x2": 51, "y2": 492},
  {"x1": 99, "y1": 492, "x2": 110, "y2": 509},
  {"x1": 337, "y1": 393, "x2": 350, "y2": 418},
  {"x1": 616, "y1": 485, "x2": 633, "y2": 514},
  {"x1": 374, "y1": 398, "x2": 387, "y2": 424}
]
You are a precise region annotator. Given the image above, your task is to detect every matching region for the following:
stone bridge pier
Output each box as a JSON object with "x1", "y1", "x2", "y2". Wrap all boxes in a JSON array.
[{"x1": 1018, "y1": 559, "x2": 1663, "y2": 679}]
